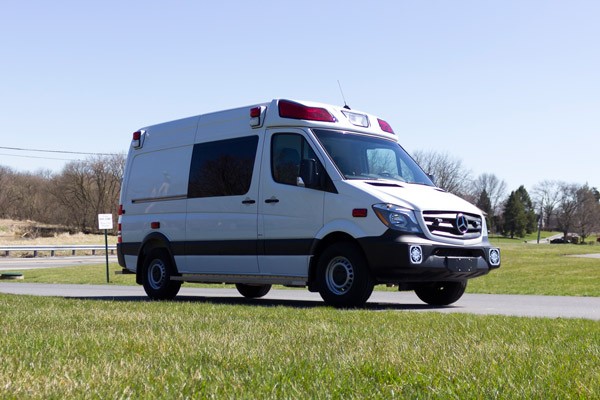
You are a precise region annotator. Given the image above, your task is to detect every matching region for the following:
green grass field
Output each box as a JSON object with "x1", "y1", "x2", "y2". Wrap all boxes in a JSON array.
[
  {"x1": 0, "y1": 294, "x2": 598, "y2": 399},
  {"x1": 1, "y1": 236, "x2": 599, "y2": 398}
]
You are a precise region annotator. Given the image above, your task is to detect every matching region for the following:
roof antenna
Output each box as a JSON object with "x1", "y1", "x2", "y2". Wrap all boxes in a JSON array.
[{"x1": 337, "y1": 80, "x2": 351, "y2": 109}]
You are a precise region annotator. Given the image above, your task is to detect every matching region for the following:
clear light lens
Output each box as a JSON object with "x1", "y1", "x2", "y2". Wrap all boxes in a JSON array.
[
  {"x1": 372, "y1": 204, "x2": 422, "y2": 233},
  {"x1": 489, "y1": 248, "x2": 501, "y2": 266},
  {"x1": 409, "y1": 245, "x2": 423, "y2": 264},
  {"x1": 341, "y1": 110, "x2": 369, "y2": 127}
]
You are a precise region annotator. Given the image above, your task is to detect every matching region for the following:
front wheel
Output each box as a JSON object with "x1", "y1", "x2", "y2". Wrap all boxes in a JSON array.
[
  {"x1": 317, "y1": 242, "x2": 374, "y2": 308},
  {"x1": 235, "y1": 283, "x2": 272, "y2": 299},
  {"x1": 414, "y1": 281, "x2": 467, "y2": 306},
  {"x1": 142, "y1": 249, "x2": 182, "y2": 300}
]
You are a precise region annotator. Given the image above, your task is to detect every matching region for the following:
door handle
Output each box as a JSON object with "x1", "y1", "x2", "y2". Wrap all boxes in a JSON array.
[
  {"x1": 242, "y1": 199, "x2": 256, "y2": 205},
  {"x1": 265, "y1": 197, "x2": 279, "y2": 204}
]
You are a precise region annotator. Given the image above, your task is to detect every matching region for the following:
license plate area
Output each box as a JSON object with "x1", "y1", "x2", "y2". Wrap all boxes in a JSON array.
[{"x1": 446, "y1": 257, "x2": 478, "y2": 272}]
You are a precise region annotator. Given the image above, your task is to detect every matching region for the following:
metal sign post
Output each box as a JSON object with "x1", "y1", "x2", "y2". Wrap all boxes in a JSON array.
[{"x1": 98, "y1": 214, "x2": 114, "y2": 283}]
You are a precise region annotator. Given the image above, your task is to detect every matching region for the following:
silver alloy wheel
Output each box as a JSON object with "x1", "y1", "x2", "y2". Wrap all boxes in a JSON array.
[
  {"x1": 147, "y1": 259, "x2": 167, "y2": 290},
  {"x1": 325, "y1": 256, "x2": 355, "y2": 295}
]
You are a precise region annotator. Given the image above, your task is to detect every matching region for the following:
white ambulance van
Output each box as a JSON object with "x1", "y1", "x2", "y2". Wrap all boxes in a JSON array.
[{"x1": 117, "y1": 99, "x2": 500, "y2": 307}]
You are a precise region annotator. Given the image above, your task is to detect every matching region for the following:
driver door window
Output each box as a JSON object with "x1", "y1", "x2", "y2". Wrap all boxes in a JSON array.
[{"x1": 271, "y1": 133, "x2": 320, "y2": 188}]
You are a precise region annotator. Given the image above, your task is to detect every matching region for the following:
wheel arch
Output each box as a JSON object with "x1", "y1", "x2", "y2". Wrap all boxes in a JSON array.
[
  {"x1": 135, "y1": 232, "x2": 178, "y2": 285},
  {"x1": 308, "y1": 231, "x2": 369, "y2": 290}
]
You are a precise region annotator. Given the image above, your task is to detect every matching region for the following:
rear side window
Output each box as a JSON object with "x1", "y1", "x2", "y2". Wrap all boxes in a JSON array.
[{"x1": 188, "y1": 136, "x2": 258, "y2": 198}]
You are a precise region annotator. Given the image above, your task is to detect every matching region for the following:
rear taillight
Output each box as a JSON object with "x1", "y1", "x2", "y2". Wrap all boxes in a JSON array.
[
  {"x1": 117, "y1": 204, "x2": 123, "y2": 243},
  {"x1": 278, "y1": 100, "x2": 336, "y2": 123}
]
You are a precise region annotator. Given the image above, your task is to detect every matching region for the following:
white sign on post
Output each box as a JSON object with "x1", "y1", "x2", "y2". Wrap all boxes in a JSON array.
[{"x1": 98, "y1": 214, "x2": 114, "y2": 230}]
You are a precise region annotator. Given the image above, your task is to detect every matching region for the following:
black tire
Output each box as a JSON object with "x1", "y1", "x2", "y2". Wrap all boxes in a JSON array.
[
  {"x1": 235, "y1": 283, "x2": 272, "y2": 299},
  {"x1": 142, "y1": 249, "x2": 182, "y2": 300},
  {"x1": 414, "y1": 281, "x2": 467, "y2": 306},
  {"x1": 316, "y1": 242, "x2": 374, "y2": 308}
]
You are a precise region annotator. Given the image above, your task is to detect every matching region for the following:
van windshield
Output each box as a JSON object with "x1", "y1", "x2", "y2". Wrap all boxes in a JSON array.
[{"x1": 313, "y1": 129, "x2": 434, "y2": 186}]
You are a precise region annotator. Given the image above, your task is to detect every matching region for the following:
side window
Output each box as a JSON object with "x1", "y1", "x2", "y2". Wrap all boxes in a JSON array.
[
  {"x1": 271, "y1": 133, "x2": 319, "y2": 187},
  {"x1": 188, "y1": 136, "x2": 258, "y2": 198}
]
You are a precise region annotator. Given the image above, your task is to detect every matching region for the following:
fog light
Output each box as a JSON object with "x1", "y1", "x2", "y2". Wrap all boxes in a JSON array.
[
  {"x1": 489, "y1": 248, "x2": 501, "y2": 266},
  {"x1": 409, "y1": 245, "x2": 423, "y2": 264}
]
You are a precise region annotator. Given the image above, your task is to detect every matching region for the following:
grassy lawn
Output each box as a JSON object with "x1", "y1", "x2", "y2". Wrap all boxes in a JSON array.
[
  {"x1": 0, "y1": 294, "x2": 598, "y2": 399},
  {"x1": 468, "y1": 241, "x2": 600, "y2": 296}
]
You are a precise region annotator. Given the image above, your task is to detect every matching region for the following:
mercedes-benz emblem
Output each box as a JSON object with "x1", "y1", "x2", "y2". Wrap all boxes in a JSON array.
[{"x1": 456, "y1": 213, "x2": 469, "y2": 234}]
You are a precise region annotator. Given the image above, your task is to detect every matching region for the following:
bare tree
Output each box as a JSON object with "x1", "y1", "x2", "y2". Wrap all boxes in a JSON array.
[
  {"x1": 88, "y1": 154, "x2": 125, "y2": 224},
  {"x1": 413, "y1": 150, "x2": 472, "y2": 197},
  {"x1": 469, "y1": 173, "x2": 507, "y2": 233},
  {"x1": 573, "y1": 184, "x2": 600, "y2": 243},
  {"x1": 0, "y1": 166, "x2": 17, "y2": 218},
  {"x1": 556, "y1": 183, "x2": 579, "y2": 241},
  {"x1": 471, "y1": 173, "x2": 507, "y2": 215},
  {"x1": 532, "y1": 180, "x2": 562, "y2": 229},
  {"x1": 51, "y1": 161, "x2": 95, "y2": 230}
]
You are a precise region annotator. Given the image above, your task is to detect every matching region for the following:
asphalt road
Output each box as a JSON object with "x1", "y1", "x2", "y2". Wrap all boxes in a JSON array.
[{"x1": 0, "y1": 282, "x2": 598, "y2": 320}]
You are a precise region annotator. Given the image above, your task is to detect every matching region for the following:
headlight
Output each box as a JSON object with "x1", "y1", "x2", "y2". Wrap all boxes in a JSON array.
[{"x1": 372, "y1": 204, "x2": 423, "y2": 233}]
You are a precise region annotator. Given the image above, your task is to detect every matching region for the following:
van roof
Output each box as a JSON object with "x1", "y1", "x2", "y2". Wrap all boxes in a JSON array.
[
  {"x1": 261, "y1": 99, "x2": 396, "y2": 139},
  {"x1": 140, "y1": 99, "x2": 396, "y2": 138}
]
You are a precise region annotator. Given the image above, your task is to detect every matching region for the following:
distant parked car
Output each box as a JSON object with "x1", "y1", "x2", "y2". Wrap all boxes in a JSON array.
[{"x1": 550, "y1": 238, "x2": 569, "y2": 244}]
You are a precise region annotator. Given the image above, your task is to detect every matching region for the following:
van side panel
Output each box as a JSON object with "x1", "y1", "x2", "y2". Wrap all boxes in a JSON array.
[
  {"x1": 184, "y1": 112, "x2": 263, "y2": 275},
  {"x1": 120, "y1": 116, "x2": 199, "y2": 272}
]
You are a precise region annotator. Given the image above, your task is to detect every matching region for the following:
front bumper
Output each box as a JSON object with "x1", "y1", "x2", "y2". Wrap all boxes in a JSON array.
[{"x1": 358, "y1": 231, "x2": 500, "y2": 283}]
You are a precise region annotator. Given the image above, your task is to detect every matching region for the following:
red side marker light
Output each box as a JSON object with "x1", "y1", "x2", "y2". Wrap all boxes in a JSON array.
[
  {"x1": 250, "y1": 107, "x2": 261, "y2": 118},
  {"x1": 352, "y1": 208, "x2": 368, "y2": 218},
  {"x1": 150, "y1": 222, "x2": 160, "y2": 229},
  {"x1": 377, "y1": 118, "x2": 394, "y2": 134},
  {"x1": 132, "y1": 130, "x2": 144, "y2": 148},
  {"x1": 250, "y1": 106, "x2": 265, "y2": 128}
]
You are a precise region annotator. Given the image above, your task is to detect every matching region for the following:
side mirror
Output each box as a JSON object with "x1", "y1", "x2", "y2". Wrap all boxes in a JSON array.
[
  {"x1": 427, "y1": 173, "x2": 436, "y2": 185},
  {"x1": 299, "y1": 159, "x2": 319, "y2": 189}
]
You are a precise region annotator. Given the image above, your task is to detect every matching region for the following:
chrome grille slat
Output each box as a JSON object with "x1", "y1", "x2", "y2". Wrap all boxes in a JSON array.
[{"x1": 423, "y1": 211, "x2": 482, "y2": 240}]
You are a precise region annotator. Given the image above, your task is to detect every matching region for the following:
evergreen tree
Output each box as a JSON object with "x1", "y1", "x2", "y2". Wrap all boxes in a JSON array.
[
  {"x1": 476, "y1": 189, "x2": 493, "y2": 232},
  {"x1": 503, "y1": 190, "x2": 526, "y2": 238},
  {"x1": 514, "y1": 185, "x2": 537, "y2": 234}
]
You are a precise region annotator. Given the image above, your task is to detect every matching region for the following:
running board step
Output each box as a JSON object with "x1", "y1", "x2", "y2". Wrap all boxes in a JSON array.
[{"x1": 171, "y1": 273, "x2": 306, "y2": 287}]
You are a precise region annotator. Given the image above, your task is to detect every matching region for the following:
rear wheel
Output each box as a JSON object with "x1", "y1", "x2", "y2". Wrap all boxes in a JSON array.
[
  {"x1": 235, "y1": 283, "x2": 272, "y2": 299},
  {"x1": 414, "y1": 281, "x2": 467, "y2": 306},
  {"x1": 142, "y1": 249, "x2": 181, "y2": 300},
  {"x1": 317, "y1": 242, "x2": 374, "y2": 308}
]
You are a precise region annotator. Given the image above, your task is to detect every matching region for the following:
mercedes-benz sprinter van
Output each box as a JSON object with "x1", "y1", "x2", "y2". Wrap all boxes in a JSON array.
[{"x1": 117, "y1": 99, "x2": 500, "y2": 307}]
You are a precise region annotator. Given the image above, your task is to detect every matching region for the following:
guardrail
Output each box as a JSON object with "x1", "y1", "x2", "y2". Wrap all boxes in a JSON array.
[{"x1": 0, "y1": 245, "x2": 117, "y2": 257}]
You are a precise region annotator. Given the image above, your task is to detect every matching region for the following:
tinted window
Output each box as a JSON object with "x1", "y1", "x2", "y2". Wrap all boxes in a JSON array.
[{"x1": 188, "y1": 136, "x2": 258, "y2": 198}]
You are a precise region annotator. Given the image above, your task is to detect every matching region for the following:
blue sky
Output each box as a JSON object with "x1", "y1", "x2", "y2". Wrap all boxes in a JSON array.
[{"x1": 1, "y1": 0, "x2": 598, "y2": 192}]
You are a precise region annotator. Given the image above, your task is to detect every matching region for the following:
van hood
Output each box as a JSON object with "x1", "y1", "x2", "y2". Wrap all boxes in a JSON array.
[{"x1": 345, "y1": 180, "x2": 483, "y2": 215}]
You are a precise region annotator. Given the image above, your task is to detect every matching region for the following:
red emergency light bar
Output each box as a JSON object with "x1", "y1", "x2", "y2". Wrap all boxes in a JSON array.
[
  {"x1": 377, "y1": 118, "x2": 394, "y2": 134},
  {"x1": 278, "y1": 100, "x2": 336, "y2": 123}
]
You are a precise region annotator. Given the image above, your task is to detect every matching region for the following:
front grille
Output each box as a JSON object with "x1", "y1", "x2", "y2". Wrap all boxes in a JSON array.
[{"x1": 423, "y1": 211, "x2": 482, "y2": 240}]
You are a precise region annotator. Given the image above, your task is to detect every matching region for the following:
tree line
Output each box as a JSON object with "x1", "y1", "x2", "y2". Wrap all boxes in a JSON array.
[
  {"x1": 0, "y1": 154, "x2": 124, "y2": 234},
  {"x1": 1, "y1": 150, "x2": 599, "y2": 242},
  {"x1": 414, "y1": 150, "x2": 600, "y2": 243}
]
